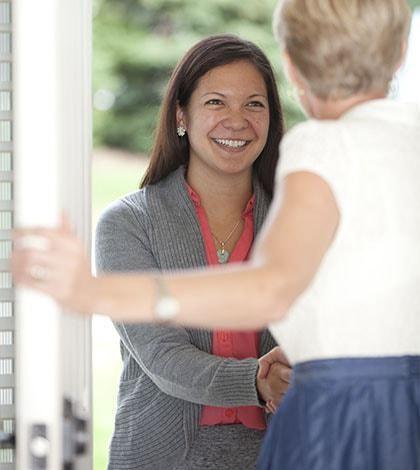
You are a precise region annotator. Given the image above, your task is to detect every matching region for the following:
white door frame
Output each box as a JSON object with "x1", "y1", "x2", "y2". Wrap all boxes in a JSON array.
[{"x1": 13, "y1": 0, "x2": 92, "y2": 468}]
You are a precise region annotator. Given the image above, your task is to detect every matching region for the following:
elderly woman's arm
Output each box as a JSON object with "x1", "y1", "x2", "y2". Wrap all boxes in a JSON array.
[{"x1": 12, "y1": 171, "x2": 339, "y2": 329}]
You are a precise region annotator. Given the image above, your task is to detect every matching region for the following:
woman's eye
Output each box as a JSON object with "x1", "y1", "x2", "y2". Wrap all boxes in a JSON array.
[
  {"x1": 205, "y1": 99, "x2": 223, "y2": 106},
  {"x1": 247, "y1": 101, "x2": 265, "y2": 108}
]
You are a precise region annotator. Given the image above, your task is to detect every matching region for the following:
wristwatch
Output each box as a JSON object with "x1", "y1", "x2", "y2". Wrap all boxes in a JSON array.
[{"x1": 153, "y1": 276, "x2": 180, "y2": 322}]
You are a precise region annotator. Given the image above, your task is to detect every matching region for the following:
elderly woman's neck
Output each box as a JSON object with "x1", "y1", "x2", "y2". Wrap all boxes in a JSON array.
[{"x1": 307, "y1": 90, "x2": 387, "y2": 120}]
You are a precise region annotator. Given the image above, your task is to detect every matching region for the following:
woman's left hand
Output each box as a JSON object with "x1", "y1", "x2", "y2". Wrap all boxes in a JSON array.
[{"x1": 11, "y1": 218, "x2": 94, "y2": 313}]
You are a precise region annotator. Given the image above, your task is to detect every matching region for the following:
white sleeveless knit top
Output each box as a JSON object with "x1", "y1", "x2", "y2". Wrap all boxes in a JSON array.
[{"x1": 270, "y1": 99, "x2": 420, "y2": 365}]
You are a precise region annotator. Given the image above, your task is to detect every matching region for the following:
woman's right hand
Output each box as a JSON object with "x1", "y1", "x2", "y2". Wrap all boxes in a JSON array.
[{"x1": 257, "y1": 346, "x2": 291, "y2": 412}]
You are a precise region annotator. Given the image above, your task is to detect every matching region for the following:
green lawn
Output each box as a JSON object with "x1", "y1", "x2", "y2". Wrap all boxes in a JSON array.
[{"x1": 92, "y1": 151, "x2": 148, "y2": 218}]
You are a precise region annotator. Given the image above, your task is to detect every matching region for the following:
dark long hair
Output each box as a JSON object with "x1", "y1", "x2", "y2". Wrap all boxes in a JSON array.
[{"x1": 141, "y1": 34, "x2": 284, "y2": 198}]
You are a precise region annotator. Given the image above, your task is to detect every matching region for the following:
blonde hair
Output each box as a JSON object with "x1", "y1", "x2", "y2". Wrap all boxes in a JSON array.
[{"x1": 273, "y1": 0, "x2": 411, "y2": 100}]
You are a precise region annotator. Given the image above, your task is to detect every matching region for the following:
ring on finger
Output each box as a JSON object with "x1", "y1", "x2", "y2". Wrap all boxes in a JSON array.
[{"x1": 28, "y1": 265, "x2": 50, "y2": 282}]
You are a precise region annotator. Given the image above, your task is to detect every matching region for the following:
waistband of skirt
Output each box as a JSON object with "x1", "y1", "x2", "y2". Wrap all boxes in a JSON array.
[{"x1": 292, "y1": 355, "x2": 420, "y2": 383}]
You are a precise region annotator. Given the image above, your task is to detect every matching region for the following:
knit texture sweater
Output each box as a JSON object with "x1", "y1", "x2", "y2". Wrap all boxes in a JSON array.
[{"x1": 95, "y1": 166, "x2": 277, "y2": 469}]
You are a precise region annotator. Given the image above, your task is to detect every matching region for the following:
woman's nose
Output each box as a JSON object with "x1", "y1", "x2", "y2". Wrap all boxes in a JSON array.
[{"x1": 222, "y1": 110, "x2": 249, "y2": 131}]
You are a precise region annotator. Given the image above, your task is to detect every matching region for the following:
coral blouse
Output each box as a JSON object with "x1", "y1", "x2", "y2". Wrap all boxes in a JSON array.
[{"x1": 186, "y1": 183, "x2": 266, "y2": 431}]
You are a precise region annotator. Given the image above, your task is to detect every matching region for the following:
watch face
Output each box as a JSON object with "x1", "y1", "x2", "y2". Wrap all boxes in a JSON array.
[{"x1": 156, "y1": 296, "x2": 179, "y2": 320}]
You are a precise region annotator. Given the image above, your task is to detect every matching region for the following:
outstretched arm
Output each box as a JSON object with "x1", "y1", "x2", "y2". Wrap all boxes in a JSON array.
[
  {"x1": 92, "y1": 199, "x2": 281, "y2": 407},
  {"x1": 12, "y1": 171, "x2": 339, "y2": 330}
]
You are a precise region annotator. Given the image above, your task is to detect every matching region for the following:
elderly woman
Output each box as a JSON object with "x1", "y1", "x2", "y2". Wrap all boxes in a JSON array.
[{"x1": 13, "y1": 1, "x2": 420, "y2": 469}]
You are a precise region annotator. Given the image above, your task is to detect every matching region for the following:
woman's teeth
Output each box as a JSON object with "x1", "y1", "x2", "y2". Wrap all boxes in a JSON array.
[{"x1": 214, "y1": 139, "x2": 248, "y2": 148}]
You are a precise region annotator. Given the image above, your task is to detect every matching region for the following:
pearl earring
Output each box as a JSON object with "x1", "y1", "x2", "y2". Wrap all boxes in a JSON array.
[{"x1": 177, "y1": 125, "x2": 186, "y2": 137}]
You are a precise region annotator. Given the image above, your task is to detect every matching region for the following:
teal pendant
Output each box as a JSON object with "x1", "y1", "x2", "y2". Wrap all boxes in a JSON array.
[{"x1": 217, "y1": 248, "x2": 229, "y2": 264}]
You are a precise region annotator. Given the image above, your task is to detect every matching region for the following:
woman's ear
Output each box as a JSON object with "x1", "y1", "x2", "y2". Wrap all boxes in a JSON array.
[
  {"x1": 283, "y1": 50, "x2": 304, "y2": 91},
  {"x1": 176, "y1": 103, "x2": 186, "y2": 128},
  {"x1": 395, "y1": 39, "x2": 409, "y2": 73}
]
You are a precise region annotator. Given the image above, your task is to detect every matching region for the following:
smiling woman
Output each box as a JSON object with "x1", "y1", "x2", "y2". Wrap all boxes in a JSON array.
[
  {"x1": 142, "y1": 35, "x2": 283, "y2": 199},
  {"x1": 175, "y1": 59, "x2": 271, "y2": 259},
  {"x1": 91, "y1": 35, "x2": 287, "y2": 470},
  {"x1": 177, "y1": 60, "x2": 270, "y2": 183}
]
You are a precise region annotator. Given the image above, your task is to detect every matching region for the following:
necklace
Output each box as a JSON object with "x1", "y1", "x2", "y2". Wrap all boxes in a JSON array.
[{"x1": 211, "y1": 219, "x2": 241, "y2": 264}]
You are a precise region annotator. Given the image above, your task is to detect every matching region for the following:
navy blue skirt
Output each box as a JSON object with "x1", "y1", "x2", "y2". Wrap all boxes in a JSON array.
[{"x1": 258, "y1": 356, "x2": 420, "y2": 470}]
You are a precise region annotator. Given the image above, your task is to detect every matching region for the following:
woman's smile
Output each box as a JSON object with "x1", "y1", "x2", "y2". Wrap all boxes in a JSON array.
[{"x1": 211, "y1": 137, "x2": 252, "y2": 153}]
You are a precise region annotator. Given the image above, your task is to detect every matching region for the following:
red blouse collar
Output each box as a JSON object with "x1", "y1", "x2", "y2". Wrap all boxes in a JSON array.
[{"x1": 185, "y1": 181, "x2": 255, "y2": 216}]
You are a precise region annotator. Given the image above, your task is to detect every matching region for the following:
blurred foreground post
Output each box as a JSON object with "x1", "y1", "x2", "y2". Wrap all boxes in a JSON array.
[{"x1": 0, "y1": 0, "x2": 94, "y2": 469}]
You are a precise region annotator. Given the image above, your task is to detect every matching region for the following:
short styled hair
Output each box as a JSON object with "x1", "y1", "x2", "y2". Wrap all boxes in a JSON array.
[{"x1": 273, "y1": 0, "x2": 411, "y2": 99}]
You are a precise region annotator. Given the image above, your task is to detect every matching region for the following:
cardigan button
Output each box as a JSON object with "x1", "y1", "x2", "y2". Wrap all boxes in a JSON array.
[
  {"x1": 219, "y1": 332, "x2": 230, "y2": 343},
  {"x1": 224, "y1": 409, "x2": 235, "y2": 419}
]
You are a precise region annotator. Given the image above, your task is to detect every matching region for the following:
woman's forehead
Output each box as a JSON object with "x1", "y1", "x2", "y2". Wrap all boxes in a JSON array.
[{"x1": 195, "y1": 61, "x2": 267, "y2": 96}]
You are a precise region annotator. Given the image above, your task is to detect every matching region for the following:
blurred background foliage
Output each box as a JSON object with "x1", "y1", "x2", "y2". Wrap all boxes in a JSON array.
[
  {"x1": 93, "y1": 0, "x2": 420, "y2": 155},
  {"x1": 92, "y1": 0, "x2": 307, "y2": 155}
]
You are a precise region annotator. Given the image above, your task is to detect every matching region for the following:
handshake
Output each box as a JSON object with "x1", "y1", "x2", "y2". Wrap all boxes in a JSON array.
[{"x1": 256, "y1": 346, "x2": 291, "y2": 414}]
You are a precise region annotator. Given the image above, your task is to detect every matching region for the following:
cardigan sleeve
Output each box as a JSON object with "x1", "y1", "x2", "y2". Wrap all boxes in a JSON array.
[{"x1": 95, "y1": 196, "x2": 262, "y2": 407}]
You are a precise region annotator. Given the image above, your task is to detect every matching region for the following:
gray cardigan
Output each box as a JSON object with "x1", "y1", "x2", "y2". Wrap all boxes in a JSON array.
[{"x1": 95, "y1": 166, "x2": 277, "y2": 470}]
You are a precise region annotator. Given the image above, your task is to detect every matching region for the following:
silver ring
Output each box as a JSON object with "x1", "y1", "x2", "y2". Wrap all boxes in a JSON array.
[{"x1": 28, "y1": 266, "x2": 49, "y2": 282}]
